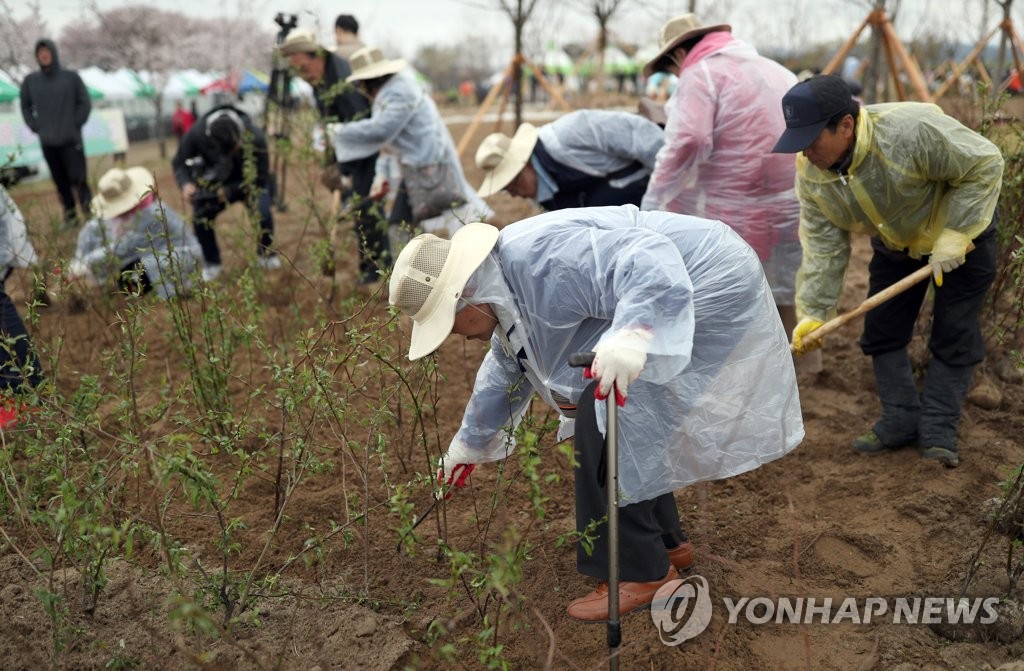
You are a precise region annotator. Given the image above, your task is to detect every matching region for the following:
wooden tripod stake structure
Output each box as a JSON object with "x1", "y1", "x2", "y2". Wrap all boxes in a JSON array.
[
  {"x1": 823, "y1": 8, "x2": 931, "y2": 101},
  {"x1": 455, "y1": 53, "x2": 572, "y2": 159},
  {"x1": 931, "y1": 17, "x2": 1024, "y2": 101}
]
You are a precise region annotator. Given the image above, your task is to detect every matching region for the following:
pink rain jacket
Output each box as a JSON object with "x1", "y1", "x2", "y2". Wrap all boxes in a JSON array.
[{"x1": 641, "y1": 34, "x2": 800, "y2": 260}]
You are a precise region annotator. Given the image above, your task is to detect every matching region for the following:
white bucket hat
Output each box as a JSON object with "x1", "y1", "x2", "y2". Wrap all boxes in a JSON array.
[
  {"x1": 278, "y1": 30, "x2": 322, "y2": 57},
  {"x1": 643, "y1": 13, "x2": 731, "y2": 77},
  {"x1": 475, "y1": 123, "x2": 538, "y2": 198},
  {"x1": 346, "y1": 47, "x2": 407, "y2": 83},
  {"x1": 389, "y1": 222, "x2": 500, "y2": 360},
  {"x1": 92, "y1": 167, "x2": 155, "y2": 219}
]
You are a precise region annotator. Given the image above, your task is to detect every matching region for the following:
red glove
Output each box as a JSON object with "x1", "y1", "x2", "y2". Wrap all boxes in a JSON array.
[
  {"x1": 582, "y1": 366, "x2": 627, "y2": 407},
  {"x1": 436, "y1": 461, "x2": 475, "y2": 500}
]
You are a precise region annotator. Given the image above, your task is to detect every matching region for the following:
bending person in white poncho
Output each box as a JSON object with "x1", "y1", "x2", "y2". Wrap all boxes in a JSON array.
[{"x1": 388, "y1": 205, "x2": 804, "y2": 622}]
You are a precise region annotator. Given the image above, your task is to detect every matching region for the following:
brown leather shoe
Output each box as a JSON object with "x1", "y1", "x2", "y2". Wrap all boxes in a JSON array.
[
  {"x1": 667, "y1": 541, "x2": 693, "y2": 571},
  {"x1": 566, "y1": 566, "x2": 679, "y2": 621}
]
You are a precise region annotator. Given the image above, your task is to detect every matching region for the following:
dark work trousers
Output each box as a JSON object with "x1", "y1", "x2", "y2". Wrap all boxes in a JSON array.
[
  {"x1": 860, "y1": 219, "x2": 997, "y2": 449},
  {"x1": 191, "y1": 185, "x2": 275, "y2": 265},
  {"x1": 0, "y1": 284, "x2": 42, "y2": 392},
  {"x1": 41, "y1": 142, "x2": 92, "y2": 222},
  {"x1": 574, "y1": 380, "x2": 686, "y2": 583},
  {"x1": 388, "y1": 180, "x2": 414, "y2": 230},
  {"x1": 341, "y1": 156, "x2": 390, "y2": 282},
  {"x1": 860, "y1": 220, "x2": 997, "y2": 364}
]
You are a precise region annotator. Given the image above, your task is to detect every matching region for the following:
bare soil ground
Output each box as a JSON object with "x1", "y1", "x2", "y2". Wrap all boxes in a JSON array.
[{"x1": 1, "y1": 102, "x2": 1023, "y2": 671}]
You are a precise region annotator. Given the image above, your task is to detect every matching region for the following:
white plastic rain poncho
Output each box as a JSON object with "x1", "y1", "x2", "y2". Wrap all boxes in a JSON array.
[
  {"x1": 538, "y1": 110, "x2": 664, "y2": 187},
  {"x1": 444, "y1": 205, "x2": 804, "y2": 504},
  {"x1": 641, "y1": 35, "x2": 801, "y2": 265},
  {"x1": 327, "y1": 69, "x2": 492, "y2": 229},
  {"x1": 0, "y1": 187, "x2": 39, "y2": 277},
  {"x1": 74, "y1": 201, "x2": 203, "y2": 299},
  {"x1": 795, "y1": 102, "x2": 1004, "y2": 322}
]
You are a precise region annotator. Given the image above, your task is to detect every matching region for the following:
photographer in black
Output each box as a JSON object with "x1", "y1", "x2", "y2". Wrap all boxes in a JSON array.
[
  {"x1": 171, "y1": 106, "x2": 280, "y2": 281},
  {"x1": 279, "y1": 29, "x2": 387, "y2": 284}
]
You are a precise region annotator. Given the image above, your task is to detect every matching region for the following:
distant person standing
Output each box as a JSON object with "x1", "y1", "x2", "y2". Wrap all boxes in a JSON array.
[
  {"x1": 170, "y1": 101, "x2": 196, "y2": 144},
  {"x1": 19, "y1": 39, "x2": 93, "y2": 226},
  {"x1": 279, "y1": 29, "x2": 385, "y2": 284},
  {"x1": 333, "y1": 14, "x2": 364, "y2": 60},
  {"x1": 641, "y1": 14, "x2": 815, "y2": 372}
]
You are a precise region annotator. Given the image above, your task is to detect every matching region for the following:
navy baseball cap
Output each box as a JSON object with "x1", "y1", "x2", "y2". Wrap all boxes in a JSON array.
[{"x1": 772, "y1": 74, "x2": 856, "y2": 153}]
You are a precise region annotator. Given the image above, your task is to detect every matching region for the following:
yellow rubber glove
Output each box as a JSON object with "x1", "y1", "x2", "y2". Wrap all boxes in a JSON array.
[
  {"x1": 929, "y1": 229, "x2": 972, "y2": 287},
  {"x1": 791, "y1": 317, "x2": 825, "y2": 355}
]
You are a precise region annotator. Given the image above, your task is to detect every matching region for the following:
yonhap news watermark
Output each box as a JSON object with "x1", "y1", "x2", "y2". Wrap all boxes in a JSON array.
[{"x1": 650, "y1": 574, "x2": 1000, "y2": 646}]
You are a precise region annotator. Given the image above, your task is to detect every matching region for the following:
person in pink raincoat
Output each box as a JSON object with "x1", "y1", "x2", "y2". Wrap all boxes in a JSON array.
[{"x1": 641, "y1": 14, "x2": 819, "y2": 371}]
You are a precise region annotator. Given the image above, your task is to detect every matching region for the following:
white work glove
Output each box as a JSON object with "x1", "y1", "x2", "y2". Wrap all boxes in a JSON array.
[
  {"x1": 929, "y1": 229, "x2": 972, "y2": 287},
  {"x1": 66, "y1": 258, "x2": 94, "y2": 283},
  {"x1": 436, "y1": 454, "x2": 475, "y2": 500},
  {"x1": 370, "y1": 173, "x2": 389, "y2": 200},
  {"x1": 324, "y1": 122, "x2": 342, "y2": 142},
  {"x1": 590, "y1": 328, "x2": 653, "y2": 406}
]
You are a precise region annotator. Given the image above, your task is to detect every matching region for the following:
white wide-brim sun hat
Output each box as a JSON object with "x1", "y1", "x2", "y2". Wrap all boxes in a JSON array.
[
  {"x1": 346, "y1": 46, "x2": 407, "y2": 83},
  {"x1": 475, "y1": 123, "x2": 538, "y2": 198},
  {"x1": 642, "y1": 13, "x2": 731, "y2": 78},
  {"x1": 388, "y1": 222, "x2": 500, "y2": 360},
  {"x1": 92, "y1": 166, "x2": 156, "y2": 219},
  {"x1": 277, "y1": 29, "x2": 321, "y2": 57}
]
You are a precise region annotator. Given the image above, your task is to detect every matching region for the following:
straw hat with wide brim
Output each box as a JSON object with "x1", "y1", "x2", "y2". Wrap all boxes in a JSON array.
[
  {"x1": 642, "y1": 13, "x2": 731, "y2": 77},
  {"x1": 92, "y1": 167, "x2": 155, "y2": 219},
  {"x1": 277, "y1": 30, "x2": 322, "y2": 57},
  {"x1": 346, "y1": 47, "x2": 407, "y2": 83},
  {"x1": 475, "y1": 123, "x2": 539, "y2": 198},
  {"x1": 388, "y1": 222, "x2": 500, "y2": 360}
]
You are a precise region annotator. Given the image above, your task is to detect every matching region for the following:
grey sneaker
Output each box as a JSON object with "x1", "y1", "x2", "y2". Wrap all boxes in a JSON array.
[
  {"x1": 851, "y1": 431, "x2": 915, "y2": 455},
  {"x1": 201, "y1": 264, "x2": 223, "y2": 282},
  {"x1": 257, "y1": 254, "x2": 282, "y2": 271},
  {"x1": 921, "y1": 446, "x2": 959, "y2": 468}
]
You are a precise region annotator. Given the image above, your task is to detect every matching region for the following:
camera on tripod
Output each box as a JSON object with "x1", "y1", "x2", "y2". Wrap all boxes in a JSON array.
[{"x1": 274, "y1": 13, "x2": 298, "y2": 34}]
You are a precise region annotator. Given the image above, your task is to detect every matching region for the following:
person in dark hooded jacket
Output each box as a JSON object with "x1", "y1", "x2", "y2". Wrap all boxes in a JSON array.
[
  {"x1": 279, "y1": 29, "x2": 386, "y2": 284},
  {"x1": 19, "y1": 39, "x2": 93, "y2": 225},
  {"x1": 171, "y1": 105, "x2": 278, "y2": 281}
]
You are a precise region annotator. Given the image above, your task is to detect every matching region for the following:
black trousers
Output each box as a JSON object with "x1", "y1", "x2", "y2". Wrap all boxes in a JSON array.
[
  {"x1": 41, "y1": 143, "x2": 92, "y2": 221},
  {"x1": 860, "y1": 219, "x2": 998, "y2": 366},
  {"x1": 341, "y1": 155, "x2": 390, "y2": 281},
  {"x1": 0, "y1": 286, "x2": 42, "y2": 392},
  {"x1": 191, "y1": 184, "x2": 275, "y2": 265},
  {"x1": 574, "y1": 381, "x2": 686, "y2": 582},
  {"x1": 388, "y1": 180, "x2": 414, "y2": 229}
]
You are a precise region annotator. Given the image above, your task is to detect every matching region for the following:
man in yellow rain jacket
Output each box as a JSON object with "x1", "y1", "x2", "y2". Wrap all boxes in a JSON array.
[{"x1": 772, "y1": 74, "x2": 1003, "y2": 468}]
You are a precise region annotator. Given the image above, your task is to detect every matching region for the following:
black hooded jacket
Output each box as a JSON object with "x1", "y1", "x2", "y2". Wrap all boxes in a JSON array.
[
  {"x1": 171, "y1": 105, "x2": 271, "y2": 191},
  {"x1": 19, "y1": 39, "x2": 92, "y2": 146},
  {"x1": 314, "y1": 51, "x2": 375, "y2": 173},
  {"x1": 314, "y1": 51, "x2": 370, "y2": 125}
]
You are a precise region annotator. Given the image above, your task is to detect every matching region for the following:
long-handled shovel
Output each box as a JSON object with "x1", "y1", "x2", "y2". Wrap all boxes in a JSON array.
[
  {"x1": 395, "y1": 496, "x2": 438, "y2": 556},
  {"x1": 794, "y1": 244, "x2": 974, "y2": 352},
  {"x1": 570, "y1": 351, "x2": 621, "y2": 671},
  {"x1": 321, "y1": 189, "x2": 344, "y2": 277}
]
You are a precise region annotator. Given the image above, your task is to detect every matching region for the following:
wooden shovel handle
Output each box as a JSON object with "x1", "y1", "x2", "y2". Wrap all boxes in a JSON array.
[{"x1": 795, "y1": 242, "x2": 975, "y2": 350}]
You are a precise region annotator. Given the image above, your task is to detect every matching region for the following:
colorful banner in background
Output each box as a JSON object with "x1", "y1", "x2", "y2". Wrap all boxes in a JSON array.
[{"x1": 0, "y1": 109, "x2": 129, "y2": 167}]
